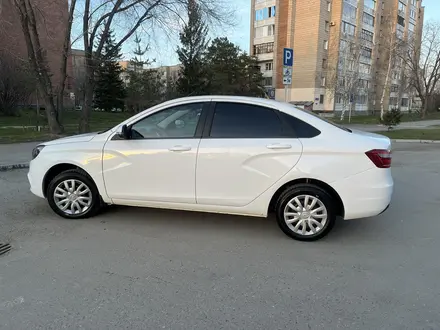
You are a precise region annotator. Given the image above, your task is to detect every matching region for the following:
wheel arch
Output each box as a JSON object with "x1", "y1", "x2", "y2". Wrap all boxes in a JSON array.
[
  {"x1": 268, "y1": 178, "x2": 345, "y2": 218},
  {"x1": 42, "y1": 163, "x2": 96, "y2": 198}
]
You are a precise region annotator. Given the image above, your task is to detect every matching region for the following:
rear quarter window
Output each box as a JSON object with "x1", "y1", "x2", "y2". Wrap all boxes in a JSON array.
[{"x1": 279, "y1": 112, "x2": 321, "y2": 138}]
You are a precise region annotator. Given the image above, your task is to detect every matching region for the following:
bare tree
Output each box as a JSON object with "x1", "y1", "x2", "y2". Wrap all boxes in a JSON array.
[
  {"x1": 74, "y1": 0, "x2": 233, "y2": 132},
  {"x1": 9, "y1": 0, "x2": 76, "y2": 133},
  {"x1": 0, "y1": 51, "x2": 33, "y2": 116},
  {"x1": 401, "y1": 21, "x2": 440, "y2": 118},
  {"x1": 326, "y1": 37, "x2": 369, "y2": 121}
]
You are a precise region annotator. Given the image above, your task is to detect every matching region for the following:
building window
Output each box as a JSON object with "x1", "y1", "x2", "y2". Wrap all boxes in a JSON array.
[
  {"x1": 359, "y1": 79, "x2": 370, "y2": 89},
  {"x1": 391, "y1": 84, "x2": 399, "y2": 93},
  {"x1": 364, "y1": 0, "x2": 376, "y2": 9},
  {"x1": 267, "y1": 24, "x2": 275, "y2": 36},
  {"x1": 359, "y1": 63, "x2": 371, "y2": 74},
  {"x1": 389, "y1": 97, "x2": 398, "y2": 106},
  {"x1": 269, "y1": 6, "x2": 276, "y2": 17},
  {"x1": 398, "y1": 1, "x2": 406, "y2": 13},
  {"x1": 319, "y1": 95, "x2": 324, "y2": 104},
  {"x1": 401, "y1": 98, "x2": 409, "y2": 107},
  {"x1": 265, "y1": 62, "x2": 273, "y2": 71},
  {"x1": 409, "y1": 22, "x2": 415, "y2": 32},
  {"x1": 356, "y1": 95, "x2": 367, "y2": 104},
  {"x1": 323, "y1": 40, "x2": 328, "y2": 50},
  {"x1": 327, "y1": 1, "x2": 331, "y2": 12},
  {"x1": 335, "y1": 94, "x2": 343, "y2": 104},
  {"x1": 342, "y1": 21, "x2": 356, "y2": 36},
  {"x1": 363, "y1": 13, "x2": 374, "y2": 27},
  {"x1": 343, "y1": 2, "x2": 357, "y2": 20},
  {"x1": 361, "y1": 29, "x2": 374, "y2": 42},
  {"x1": 254, "y1": 27, "x2": 263, "y2": 38},
  {"x1": 255, "y1": 6, "x2": 275, "y2": 21},
  {"x1": 263, "y1": 77, "x2": 273, "y2": 86},
  {"x1": 253, "y1": 42, "x2": 274, "y2": 55},
  {"x1": 361, "y1": 47, "x2": 372, "y2": 59},
  {"x1": 410, "y1": 9, "x2": 416, "y2": 19},
  {"x1": 322, "y1": 58, "x2": 327, "y2": 69},
  {"x1": 321, "y1": 77, "x2": 326, "y2": 87},
  {"x1": 325, "y1": 21, "x2": 330, "y2": 32},
  {"x1": 397, "y1": 15, "x2": 405, "y2": 27}
]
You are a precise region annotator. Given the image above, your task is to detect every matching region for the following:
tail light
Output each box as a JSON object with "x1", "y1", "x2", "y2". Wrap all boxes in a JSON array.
[{"x1": 365, "y1": 149, "x2": 392, "y2": 168}]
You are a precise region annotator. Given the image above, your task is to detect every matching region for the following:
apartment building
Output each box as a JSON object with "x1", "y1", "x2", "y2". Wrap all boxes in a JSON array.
[{"x1": 250, "y1": 0, "x2": 424, "y2": 112}]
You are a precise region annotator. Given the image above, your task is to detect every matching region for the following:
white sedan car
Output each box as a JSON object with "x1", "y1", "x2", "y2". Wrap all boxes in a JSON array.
[{"x1": 28, "y1": 96, "x2": 393, "y2": 241}]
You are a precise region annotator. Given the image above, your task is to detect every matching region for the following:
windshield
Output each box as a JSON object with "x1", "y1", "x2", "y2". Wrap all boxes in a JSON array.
[{"x1": 292, "y1": 106, "x2": 352, "y2": 133}]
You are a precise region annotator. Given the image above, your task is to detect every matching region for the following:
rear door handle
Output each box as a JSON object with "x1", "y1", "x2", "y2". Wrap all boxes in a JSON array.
[
  {"x1": 169, "y1": 145, "x2": 192, "y2": 152},
  {"x1": 266, "y1": 144, "x2": 292, "y2": 150}
]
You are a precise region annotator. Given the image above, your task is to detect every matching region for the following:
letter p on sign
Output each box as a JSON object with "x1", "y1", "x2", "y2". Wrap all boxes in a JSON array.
[{"x1": 283, "y1": 48, "x2": 293, "y2": 67}]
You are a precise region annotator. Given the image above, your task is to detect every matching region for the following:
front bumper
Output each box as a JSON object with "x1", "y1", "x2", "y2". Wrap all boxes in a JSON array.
[{"x1": 28, "y1": 160, "x2": 46, "y2": 198}]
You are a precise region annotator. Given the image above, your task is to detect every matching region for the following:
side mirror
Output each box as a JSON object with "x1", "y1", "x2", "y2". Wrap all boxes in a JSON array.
[{"x1": 120, "y1": 124, "x2": 131, "y2": 139}]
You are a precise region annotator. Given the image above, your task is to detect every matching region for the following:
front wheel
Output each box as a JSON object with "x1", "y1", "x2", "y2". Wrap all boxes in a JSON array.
[
  {"x1": 47, "y1": 169, "x2": 103, "y2": 219},
  {"x1": 275, "y1": 184, "x2": 336, "y2": 241}
]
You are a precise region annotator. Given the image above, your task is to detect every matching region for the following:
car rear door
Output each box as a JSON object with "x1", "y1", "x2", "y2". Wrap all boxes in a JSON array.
[{"x1": 195, "y1": 101, "x2": 303, "y2": 207}]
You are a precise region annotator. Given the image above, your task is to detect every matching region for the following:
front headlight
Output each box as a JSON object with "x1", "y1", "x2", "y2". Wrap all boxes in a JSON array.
[{"x1": 32, "y1": 145, "x2": 45, "y2": 160}]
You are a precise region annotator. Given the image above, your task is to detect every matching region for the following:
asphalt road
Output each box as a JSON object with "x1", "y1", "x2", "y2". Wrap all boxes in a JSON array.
[{"x1": 1, "y1": 142, "x2": 440, "y2": 330}]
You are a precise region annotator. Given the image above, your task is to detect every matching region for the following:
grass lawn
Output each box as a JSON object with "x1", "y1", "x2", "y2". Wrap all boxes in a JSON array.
[
  {"x1": 0, "y1": 109, "x2": 130, "y2": 128},
  {"x1": 377, "y1": 128, "x2": 440, "y2": 141},
  {"x1": 0, "y1": 110, "x2": 131, "y2": 143},
  {"x1": 0, "y1": 123, "x2": 115, "y2": 144},
  {"x1": 336, "y1": 112, "x2": 440, "y2": 125}
]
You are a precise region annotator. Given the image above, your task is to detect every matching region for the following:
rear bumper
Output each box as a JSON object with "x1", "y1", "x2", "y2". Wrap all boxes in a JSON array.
[{"x1": 332, "y1": 168, "x2": 393, "y2": 220}]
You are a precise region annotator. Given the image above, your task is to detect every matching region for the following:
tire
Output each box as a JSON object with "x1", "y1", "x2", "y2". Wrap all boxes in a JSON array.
[
  {"x1": 275, "y1": 184, "x2": 336, "y2": 241},
  {"x1": 47, "y1": 169, "x2": 103, "y2": 219}
]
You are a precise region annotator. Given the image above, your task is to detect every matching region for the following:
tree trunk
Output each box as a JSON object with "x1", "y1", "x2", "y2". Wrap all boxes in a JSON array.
[
  {"x1": 380, "y1": 58, "x2": 392, "y2": 120},
  {"x1": 80, "y1": 59, "x2": 94, "y2": 133},
  {"x1": 421, "y1": 97, "x2": 428, "y2": 119}
]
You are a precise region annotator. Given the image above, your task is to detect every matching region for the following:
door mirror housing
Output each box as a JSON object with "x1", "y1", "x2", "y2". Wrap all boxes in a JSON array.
[{"x1": 119, "y1": 124, "x2": 132, "y2": 139}]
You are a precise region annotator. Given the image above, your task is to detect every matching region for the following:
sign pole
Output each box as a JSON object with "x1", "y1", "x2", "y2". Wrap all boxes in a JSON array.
[{"x1": 282, "y1": 48, "x2": 293, "y2": 103}]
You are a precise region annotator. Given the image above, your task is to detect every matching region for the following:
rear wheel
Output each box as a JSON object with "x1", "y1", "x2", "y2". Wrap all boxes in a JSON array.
[
  {"x1": 47, "y1": 169, "x2": 103, "y2": 219},
  {"x1": 275, "y1": 184, "x2": 336, "y2": 241}
]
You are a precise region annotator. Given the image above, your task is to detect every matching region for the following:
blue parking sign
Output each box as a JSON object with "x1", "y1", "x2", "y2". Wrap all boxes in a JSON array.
[{"x1": 283, "y1": 48, "x2": 293, "y2": 67}]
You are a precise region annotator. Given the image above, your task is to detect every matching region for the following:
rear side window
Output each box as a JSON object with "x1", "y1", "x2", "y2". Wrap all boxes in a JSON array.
[
  {"x1": 279, "y1": 112, "x2": 321, "y2": 138},
  {"x1": 210, "y1": 102, "x2": 283, "y2": 138}
]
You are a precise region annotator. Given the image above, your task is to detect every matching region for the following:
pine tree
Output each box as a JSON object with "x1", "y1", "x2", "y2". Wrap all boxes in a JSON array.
[
  {"x1": 176, "y1": 0, "x2": 209, "y2": 96},
  {"x1": 94, "y1": 29, "x2": 126, "y2": 111},
  {"x1": 205, "y1": 37, "x2": 264, "y2": 97},
  {"x1": 131, "y1": 33, "x2": 154, "y2": 72}
]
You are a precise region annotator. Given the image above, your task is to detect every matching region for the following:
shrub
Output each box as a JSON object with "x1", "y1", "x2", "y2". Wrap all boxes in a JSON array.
[{"x1": 381, "y1": 108, "x2": 402, "y2": 130}]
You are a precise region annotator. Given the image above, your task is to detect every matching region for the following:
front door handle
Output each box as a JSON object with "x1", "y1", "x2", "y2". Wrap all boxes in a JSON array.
[
  {"x1": 169, "y1": 145, "x2": 192, "y2": 152},
  {"x1": 266, "y1": 144, "x2": 292, "y2": 150}
]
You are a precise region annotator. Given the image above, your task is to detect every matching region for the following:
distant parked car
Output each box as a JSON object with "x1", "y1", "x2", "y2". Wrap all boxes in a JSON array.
[{"x1": 28, "y1": 96, "x2": 393, "y2": 241}]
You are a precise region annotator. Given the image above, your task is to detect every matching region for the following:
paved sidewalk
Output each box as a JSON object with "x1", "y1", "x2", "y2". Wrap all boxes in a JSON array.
[{"x1": 0, "y1": 142, "x2": 39, "y2": 169}]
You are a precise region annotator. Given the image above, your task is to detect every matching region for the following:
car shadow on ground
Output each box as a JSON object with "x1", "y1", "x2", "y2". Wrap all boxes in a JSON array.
[{"x1": 90, "y1": 204, "x2": 388, "y2": 244}]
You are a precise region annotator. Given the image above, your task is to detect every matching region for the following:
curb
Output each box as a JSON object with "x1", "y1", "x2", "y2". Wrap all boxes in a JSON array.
[
  {"x1": 392, "y1": 139, "x2": 440, "y2": 144},
  {"x1": 0, "y1": 163, "x2": 29, "y2": 172}
]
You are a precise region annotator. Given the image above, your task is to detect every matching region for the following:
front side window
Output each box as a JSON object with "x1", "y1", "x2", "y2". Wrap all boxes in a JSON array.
[
  {"x1": 210, "y1": 103, "x2": 283, "y2": 138},
  {"x1": 131, "y1": 103, "x2": 204, "y2": 139}
]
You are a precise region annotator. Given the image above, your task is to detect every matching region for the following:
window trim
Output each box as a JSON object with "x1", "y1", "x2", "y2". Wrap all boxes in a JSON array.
[{"x1": 112, "y1": 102, "x2": 210, "y2": 141}]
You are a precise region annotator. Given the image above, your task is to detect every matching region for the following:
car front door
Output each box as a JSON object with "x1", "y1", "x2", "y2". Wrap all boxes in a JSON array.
[
  {"x1": 196, "y1": 101, "x2": 303, "y2": 207},
  {"x1": 103, "y1": 102, "x2": 209, "y2": 204}
]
